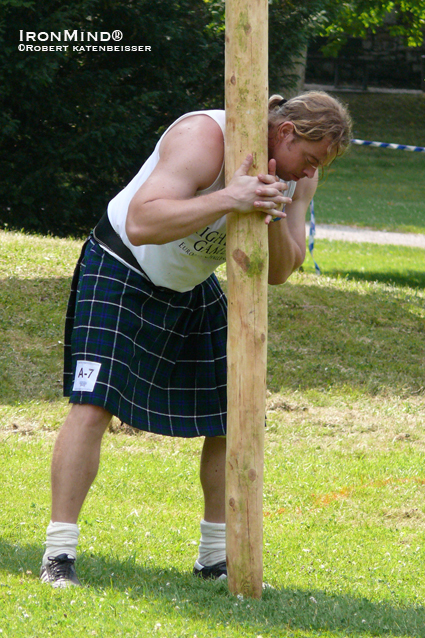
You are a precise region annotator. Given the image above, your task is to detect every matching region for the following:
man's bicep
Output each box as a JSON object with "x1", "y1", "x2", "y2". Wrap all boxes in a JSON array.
[
  {"x1": 130, "y1": 118, "x2": 224, "y2": 208},
  {"x1": 130, "y1": 160, "x2": 199, "y2": 208}
]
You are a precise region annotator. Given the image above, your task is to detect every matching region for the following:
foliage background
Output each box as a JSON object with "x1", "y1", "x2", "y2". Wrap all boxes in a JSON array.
[
  {"x1": 2, "y1": 0, "x2": 423, "y2": 236},
  {"x1": 0, "y1": 0, "x2": 224, "y2": 236},
  {"x1": 0, "y1": 0, "x2": 324, "y2": 237}
]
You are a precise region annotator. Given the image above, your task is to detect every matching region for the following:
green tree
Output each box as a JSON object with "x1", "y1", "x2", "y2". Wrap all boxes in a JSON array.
[
  {"x1": 0, "y1": 0, "x2": 224, "y2": 236},
  {"x1": 316, "y1": 1, "x2": 425, "y2": 55}
]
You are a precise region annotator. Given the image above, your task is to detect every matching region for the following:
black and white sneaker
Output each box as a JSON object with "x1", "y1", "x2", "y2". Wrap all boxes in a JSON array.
[
  {"x1": 193, "y1": 559, "x2": 227, "y2": 580},
  {"x1": 40, "y1": 554, "x2": 82, "y2": 588}
]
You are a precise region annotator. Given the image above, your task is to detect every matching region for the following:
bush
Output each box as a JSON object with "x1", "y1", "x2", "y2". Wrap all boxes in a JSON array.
[{"x1": 0, "y1": 0, "x2": 320, "y2": 236}]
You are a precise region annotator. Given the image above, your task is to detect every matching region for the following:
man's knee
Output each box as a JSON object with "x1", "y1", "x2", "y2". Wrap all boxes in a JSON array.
[{"x1": 65, "y1": 403, "x2": 112, "y2": 437}]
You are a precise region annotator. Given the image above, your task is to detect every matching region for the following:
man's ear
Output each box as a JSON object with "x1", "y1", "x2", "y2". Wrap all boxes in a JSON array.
[{"x1": 276, "y1": 120, "x2": 295, "y2": 141}]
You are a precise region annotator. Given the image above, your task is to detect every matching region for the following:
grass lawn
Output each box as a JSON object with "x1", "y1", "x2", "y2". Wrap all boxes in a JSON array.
[
  {"x1": 1, "y1": 230, "x2": 424, "y2": 637},
  {"x1": 313, "y1": 93, "x2": 425, "y2": 234}
]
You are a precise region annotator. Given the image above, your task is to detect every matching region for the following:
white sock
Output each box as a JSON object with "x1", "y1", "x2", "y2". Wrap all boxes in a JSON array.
[
  {"x1": 196, "y1": 519, "x2": 226, "y2": 567},
  {"x1": 42, "y1": 521, "x2": 80, "y2": 566}
]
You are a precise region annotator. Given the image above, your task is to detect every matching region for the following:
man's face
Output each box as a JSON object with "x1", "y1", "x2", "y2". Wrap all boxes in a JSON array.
[{"x1": 270, "y1": 122, "x2": 332, "y2": 183}]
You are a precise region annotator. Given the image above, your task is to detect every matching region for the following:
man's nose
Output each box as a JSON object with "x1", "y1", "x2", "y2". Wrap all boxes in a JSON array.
[{"x1": 303, "y1": 166, "x2": 316, "y2": 179}]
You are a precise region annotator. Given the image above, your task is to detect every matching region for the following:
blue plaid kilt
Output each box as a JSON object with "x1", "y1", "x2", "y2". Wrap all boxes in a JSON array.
[{"x1": 64, "y1": 238, "x2": 227, "y2": 437}]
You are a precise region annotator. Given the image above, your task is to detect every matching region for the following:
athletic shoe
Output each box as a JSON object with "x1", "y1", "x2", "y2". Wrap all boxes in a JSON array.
[
  {"x1": 40, "y1": 554, "x2": 82, "y2": 588},
  {"x1": 193, "y1": 559, "x2": 227, "y2": 580}
]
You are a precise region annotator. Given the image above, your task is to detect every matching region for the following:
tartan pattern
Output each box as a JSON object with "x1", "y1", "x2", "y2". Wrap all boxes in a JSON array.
[{"x1": 64, "y1": 238, "x2": 228, "y2": 438}]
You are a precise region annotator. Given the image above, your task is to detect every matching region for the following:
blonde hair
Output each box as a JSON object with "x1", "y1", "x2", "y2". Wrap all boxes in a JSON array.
[{"x1": 268, "y1": 91, "x2": 352, "y2": 162}]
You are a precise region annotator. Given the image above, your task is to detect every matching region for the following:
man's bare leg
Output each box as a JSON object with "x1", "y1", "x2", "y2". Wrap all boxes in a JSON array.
[
  {"x1": 51, "y1": 403, "x2": 112, "y2": 523},
  {"x1": 40, "y1": 404, "x2": 111, "y2": 587},
  {"x1": 200, "y1": 435, "x2": 226, "y2": 523}
]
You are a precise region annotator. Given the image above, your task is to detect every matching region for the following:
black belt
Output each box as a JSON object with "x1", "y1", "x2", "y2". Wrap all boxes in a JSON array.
[
  {"x1": 93, "y1": 212, "x2": 147, "y2": 276},
  {"x1": 92, "y1": 212, "x2": 176, "y2": 294}
]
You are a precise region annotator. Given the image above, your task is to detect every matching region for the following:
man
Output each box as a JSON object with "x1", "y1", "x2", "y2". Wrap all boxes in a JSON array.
[{"x1": 40, "y1": 92, "x2": 352, "y2": 587}]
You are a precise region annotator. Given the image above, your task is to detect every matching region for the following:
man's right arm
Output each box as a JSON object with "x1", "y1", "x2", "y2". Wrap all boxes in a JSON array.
[{"x1": 125, "y1": 115, "x2": 288, "y2": 246}]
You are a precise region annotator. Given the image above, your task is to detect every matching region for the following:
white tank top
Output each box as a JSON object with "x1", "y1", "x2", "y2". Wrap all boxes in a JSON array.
[{"x1": 107, "y1": 110, "x2": 296, "y2": 292}]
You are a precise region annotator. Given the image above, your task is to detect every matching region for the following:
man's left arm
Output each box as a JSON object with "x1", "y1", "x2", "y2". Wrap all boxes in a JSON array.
[{"x1": 267, "y1": 174, "x2": 318, "y2": 285}]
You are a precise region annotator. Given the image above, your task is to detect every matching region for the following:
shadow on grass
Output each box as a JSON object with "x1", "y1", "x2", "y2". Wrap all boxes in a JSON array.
[
  {"x1": 0, "y1": 276, "x2": 70, "y2": 404},
  {"x1": 1, "y1": 540, "x2": 424, "y2": 637},
  {"x1": 324, "y1": 269, "x2": 425, "y2": 289}
]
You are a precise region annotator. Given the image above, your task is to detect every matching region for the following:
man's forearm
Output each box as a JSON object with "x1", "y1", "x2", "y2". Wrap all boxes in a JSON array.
[
  {"x1": 126, "y1": 190, "x2": 235, "y2": 246},
  {"x1": 267, "y1": 219, "x2": 305, "y2": 285}
]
